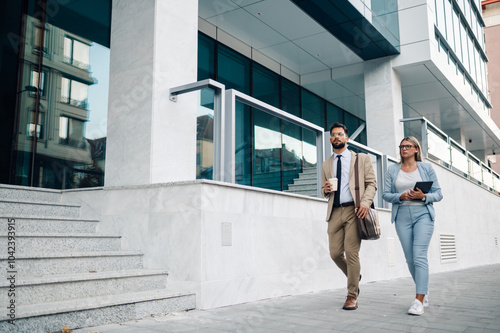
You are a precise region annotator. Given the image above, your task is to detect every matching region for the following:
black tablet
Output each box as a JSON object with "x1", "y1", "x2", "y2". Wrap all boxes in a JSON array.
[{"x1": 413, "y1": 181, "x2": 433, "y2": 193}]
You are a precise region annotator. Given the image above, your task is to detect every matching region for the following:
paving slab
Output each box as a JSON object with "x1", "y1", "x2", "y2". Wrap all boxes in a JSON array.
[{"x1": 73, "y1": 264, "x2": 500, "y2": 333}]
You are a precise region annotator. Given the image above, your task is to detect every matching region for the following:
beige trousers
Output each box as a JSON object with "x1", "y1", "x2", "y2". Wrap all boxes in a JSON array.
[{"x1": 327, "y1": 206, "x2": 361, "y2": 299}]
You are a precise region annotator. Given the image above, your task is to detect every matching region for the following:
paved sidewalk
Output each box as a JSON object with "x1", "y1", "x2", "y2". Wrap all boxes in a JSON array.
[{"x1": 74, "y1": 264, "x2": 500, "y2": 333}]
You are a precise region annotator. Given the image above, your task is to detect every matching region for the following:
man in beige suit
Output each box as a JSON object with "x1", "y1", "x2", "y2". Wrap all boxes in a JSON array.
[{"x1": 321, "y1": 122, "x2": 377, "y2": 310}]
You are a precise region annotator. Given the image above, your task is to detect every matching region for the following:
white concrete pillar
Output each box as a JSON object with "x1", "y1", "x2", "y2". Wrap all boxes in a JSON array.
[
  {"x1": 105, "y1": 0, "x2": 198, "y2": 187},
  {"x1": 364, "y1": 58, "x2": 404, "y2": 158}
]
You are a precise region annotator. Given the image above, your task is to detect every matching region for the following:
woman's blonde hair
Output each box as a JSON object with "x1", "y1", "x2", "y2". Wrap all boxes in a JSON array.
[{"x1": 399, "y1": 136, "x2": 423, "y2": 163}]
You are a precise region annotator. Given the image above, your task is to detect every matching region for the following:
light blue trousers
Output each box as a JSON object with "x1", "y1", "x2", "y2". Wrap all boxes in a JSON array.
[{"x1": 395, "y1": 205, "x2": 434, "y2": 295}]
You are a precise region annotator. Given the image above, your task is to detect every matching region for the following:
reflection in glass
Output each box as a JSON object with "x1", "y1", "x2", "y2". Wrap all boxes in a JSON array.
[
  {"x1": 235, "y1": 102, "x2": 252, "y2": 186},
  {"x1": 63, "y1": 37, "x2": 90, "y2": 70},
  {"x1": 302, "y1": 128, "x2": 317, "y2": 167},
  {"x1": 30, "y1": 70, "x2": 46, "y2": 97},
  {"x1": 28, "y1": 110, "x2": 44, "y2": 139},
  {"x1": 282, "y1": 120, "x2": 303, "y2": 190},
  {"x1": 301, "y1": 89, "x2": 325, "y2": 129},
  {"x1": 253, "y1": 110, "x2": 281, "y2": 191},
  {"x1": 197, "y1": 89, "x2": 215, "y2": 179},
  {"x1": 33, "y1": 25, "x2": 48, "y2": 54},
  {"x1": 12, "y1": 8, "x2": 109, "y2": 189}
]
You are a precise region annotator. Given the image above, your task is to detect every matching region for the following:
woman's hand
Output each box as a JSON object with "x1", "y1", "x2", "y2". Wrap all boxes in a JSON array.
[
  {"x1": 399, "y1": 191, "x2": 411, "y2": 201},
  {"x1": 408, "y1": 188, "x2": 425, "y2": 200}
]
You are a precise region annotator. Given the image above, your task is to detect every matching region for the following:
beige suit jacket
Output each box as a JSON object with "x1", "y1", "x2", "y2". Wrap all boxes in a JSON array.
[{"x1": 321, "y1": 151, "x2": 377, "y2": 221}]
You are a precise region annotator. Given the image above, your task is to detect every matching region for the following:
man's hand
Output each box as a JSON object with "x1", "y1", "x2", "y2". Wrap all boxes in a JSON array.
[
  {"x1": 355, "y1": 204, "x2": 369, "y2": 219},
  {"x1": 324, "y1": 180, "x2": 334, "y2": 193}
]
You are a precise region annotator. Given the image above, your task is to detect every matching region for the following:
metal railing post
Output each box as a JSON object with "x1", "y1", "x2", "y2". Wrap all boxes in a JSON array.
[
  {"x1": 169, "y1": 79, "x2": 226, "y2": 181},
  {"x1": 224, "y1": 90, "x2": 236, "y2": 184}
]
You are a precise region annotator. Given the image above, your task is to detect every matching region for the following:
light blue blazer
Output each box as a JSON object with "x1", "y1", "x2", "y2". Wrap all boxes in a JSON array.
[{"x1": 382, "y1": 162, "x2": 443, "y2": 223}]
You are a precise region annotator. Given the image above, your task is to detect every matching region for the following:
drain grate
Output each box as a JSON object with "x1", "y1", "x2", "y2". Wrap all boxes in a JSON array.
[{"x1": 440, "y1": 234, "x2": 457, "y2": 263}]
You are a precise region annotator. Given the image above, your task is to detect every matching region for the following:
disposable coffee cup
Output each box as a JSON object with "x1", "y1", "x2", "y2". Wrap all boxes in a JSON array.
[{"x1": 328, "y1": 178, "x2": 338, "y2": 191}]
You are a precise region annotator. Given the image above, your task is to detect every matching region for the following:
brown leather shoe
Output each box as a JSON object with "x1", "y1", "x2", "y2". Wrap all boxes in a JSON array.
[{"x1": 342, "y1": 296, "x2": 358, "y2": 310}]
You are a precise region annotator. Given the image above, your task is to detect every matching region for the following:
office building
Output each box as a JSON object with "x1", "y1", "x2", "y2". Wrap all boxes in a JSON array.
[{"x1": 1, "y1": 0, "x2": 499, "y2": 331}]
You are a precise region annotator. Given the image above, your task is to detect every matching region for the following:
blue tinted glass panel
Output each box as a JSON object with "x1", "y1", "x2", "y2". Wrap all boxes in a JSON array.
[
  {"x1": 235, "y1": 102, "x2": 252, "y2": 185},
  {"x1": 198, "y1": 33, "x2": 215, "y2": 80},
  {"x1": 301, "y1": 89, "x2": 325, "y2": 129},
  {"x1": 344, "y1": 112, "x2": 360, "y2": 140},
  {"x1": 281, "y1": 79, "x2": 300, "y2": 117},
  {"x1": 218, "y1": 44, "x2": 250, "y2": 94},
  {"x1": 252, "y1": 63, "x2": 279, "y2": 108},
  {"x1": 326, "y1": 103, "x2": 344, "y2": 132}
]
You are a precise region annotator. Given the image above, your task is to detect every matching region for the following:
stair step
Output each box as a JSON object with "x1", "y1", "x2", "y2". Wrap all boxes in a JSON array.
[
  {"x1": 0, "y1": 251, "x2": 144, "y2": 276},
  {"x1": 298, "y1": 172, "x2": 317, "y2": 180},
  {"x1": 0, "y1": 269, "x2": 168, "y2": 306},
  {"x1": 0, "y1": 184, "x2": 62, "y2": 203},
  {"x1": 0, "y1": 289, "x2": 196, "y2": 332},
  {"x1": 0, "y1": 233, "x2": 122, "y2": 254},
  {"x1": 287, "y1": 184, "x2": 317, "y2": 191},
  {"x1": 0, "y1": 200, "x2": 80, "y2": 219},
  {"x1": 0, "y1": 217, "x2": 98, "y2": 234},
  {"x1": 291, "y1": 178, "x2": 317, "y2": 186},
  {"x1": 284, "y1": 189, "x2": 318, "y2": 197}
]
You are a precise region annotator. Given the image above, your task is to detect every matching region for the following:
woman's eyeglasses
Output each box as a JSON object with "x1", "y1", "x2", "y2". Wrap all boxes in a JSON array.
[{"x1": 399, "y1": 145, "x2": 415, "y2": 150}]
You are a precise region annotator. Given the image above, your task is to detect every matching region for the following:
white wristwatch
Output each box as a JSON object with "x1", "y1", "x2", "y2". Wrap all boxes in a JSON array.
[{"x1": 421, "y1": 195, "x2": 426, "y2": 202}]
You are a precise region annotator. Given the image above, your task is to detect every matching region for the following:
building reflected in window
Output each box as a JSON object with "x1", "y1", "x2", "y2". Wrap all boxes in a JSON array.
[{"x1": 13, "y1": 14, "x2": 109, "y2": 189}]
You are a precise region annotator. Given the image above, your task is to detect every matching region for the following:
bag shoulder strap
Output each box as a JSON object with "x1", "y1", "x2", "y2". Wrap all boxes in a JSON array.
[{"x1": 354, "y1": 154, "x2": 360, "y2": 209}]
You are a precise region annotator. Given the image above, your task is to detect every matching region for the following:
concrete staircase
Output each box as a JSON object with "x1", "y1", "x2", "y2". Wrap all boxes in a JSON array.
[
  {"x1": 285, "y1": 167, "x2": 318, "y2": 197},
  {"x1": 0, "y1": 185, "x2": 195, "y2": 332}
]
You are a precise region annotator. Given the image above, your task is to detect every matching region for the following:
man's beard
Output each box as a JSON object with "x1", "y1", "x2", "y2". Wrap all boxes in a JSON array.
[{"x1": 332, "y1": 141, "x2": 346, "y2": 149}]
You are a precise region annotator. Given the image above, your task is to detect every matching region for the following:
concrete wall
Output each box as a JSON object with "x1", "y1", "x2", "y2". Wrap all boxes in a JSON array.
[{"x1": 61, "y1": 160, "x2": 500, "y2": 309}]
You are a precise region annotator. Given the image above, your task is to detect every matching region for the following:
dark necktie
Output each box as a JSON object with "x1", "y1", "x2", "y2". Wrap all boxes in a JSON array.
[{"x1": 334, "y1": 155, "x2": 341, "y2": 206}]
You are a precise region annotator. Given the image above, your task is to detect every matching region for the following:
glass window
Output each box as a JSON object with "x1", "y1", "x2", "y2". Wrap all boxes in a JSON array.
[
  {"x1": 452, "y1": 7, "x2": 461, "y2": 56},
  {"x1": 281, "y1": 79, "x2": 300, "y2": 117},
  {"x1": 444, "y1": 0, "x2": 454, "y2": 45},
  {"x1": 217, "y1": 44, "x2": 250, "y2": 94},
  {"x1": 460, "y1": 23, "x2": 469, "y2": 70},
  {"x1": 282, "y1": 120, "x2": 303, "y2": 190},
  {"x1": 61, "y1": 77, "x2": 88, "y2": 108},
  {"x1": 301, "y1": 89, "x2": 325, "y2": 129},
  {"x1": 435, "y1": 0, "x2": 445, "y2": 30},
  {"x1": 59, "y1": 115, "x2": 85, "y2": 148},
  {"x1": 196, "y1": 88, "x2": 215, "y2": 180},
  {"x1": 344, "y1": 112, "x2": 360, "y2": 141},
  {"x1": 27, "y1": 110, "x2": 44, "y2": 139},
  {"x1": 63, "y1": 36, "x2": 90, "y2": 70},
  {"x1": 30, "y1": 70, "x2": 47, "y2": 97},
  {"x1": 463, "y1": 0, "x2": 471, "y2": 24},
  {"x1": 302, "y1": 128, "x2": 317, "y2": 167},
  {"x1": 198, "y1": 33, "x2": 215, "y2": 80},
  {"x1": 235, "y1": 102, "x2": 252, "y2": 186},
  {"x1": 467, "y1": 36, "x2": 474, "y2": 74},
  {"x1": 253, "y1": 109, "x2": 282, "y2": 191},
  {"x1": 326, "y1": 103, "x2": 344, "y2": 131},
  {"x1": 33, "y1": 25, "x2": 48, "y2": 54},
  {"x1": 252, "y1": 63, "x2": 279, "y2": 108}
]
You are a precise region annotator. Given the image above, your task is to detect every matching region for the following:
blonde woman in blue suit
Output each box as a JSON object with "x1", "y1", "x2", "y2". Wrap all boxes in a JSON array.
[{"x1": 382, "y1": 136, "x2": 443, "y2": 316}]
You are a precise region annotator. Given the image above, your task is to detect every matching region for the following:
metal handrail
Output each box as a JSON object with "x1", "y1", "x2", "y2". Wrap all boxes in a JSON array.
[
  {"x1": 169, "y1": 80, "x2": 326, "y2": 196},
  {"x1": 225, "y1": 89, "x2": 325, "y2": 197},
  {"x1": 169, "y1": 79, "x2": 226, "y2": 181}
]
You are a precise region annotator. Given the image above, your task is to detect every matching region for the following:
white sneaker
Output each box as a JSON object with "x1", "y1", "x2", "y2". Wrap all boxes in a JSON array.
[
  {"x1": 423, "y1": 295, "x2": 429, "y2": 308},
  {"x1": 408, "y1": 299, "x2": 424, "y2": 315}
]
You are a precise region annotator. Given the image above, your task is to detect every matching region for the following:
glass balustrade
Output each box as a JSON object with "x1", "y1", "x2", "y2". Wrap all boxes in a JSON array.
[{"x1": 401, "y1": 117, "x2": 499, "y2": 194}]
